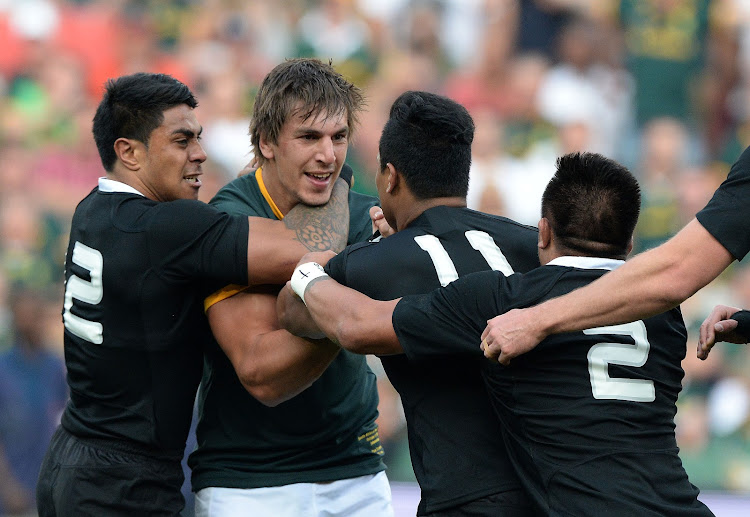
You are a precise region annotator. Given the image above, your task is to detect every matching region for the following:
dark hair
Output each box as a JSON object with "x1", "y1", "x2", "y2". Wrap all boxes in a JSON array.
[
  {"x1": 92, "y1": 73, "x2": 198, "y2": 171},
  {"x1": 250, "y1": 58, "x2": 365, "y2": 164},
  {"x1": 378, "y1": 91, "x2": 474, "y2": 199},
  {"x1": 542, "y1": 152, "x2": 641, "y2": 258}
]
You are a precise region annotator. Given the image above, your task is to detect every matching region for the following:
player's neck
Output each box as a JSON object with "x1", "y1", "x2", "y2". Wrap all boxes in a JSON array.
[{"x1": 397, "y1": 196, "x2": 466, "y2": 230}]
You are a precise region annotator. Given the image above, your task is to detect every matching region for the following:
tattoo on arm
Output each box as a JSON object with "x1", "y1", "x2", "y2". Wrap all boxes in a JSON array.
[{"x1": 283, "y1": 179, "x2": 350, "y2": 252}]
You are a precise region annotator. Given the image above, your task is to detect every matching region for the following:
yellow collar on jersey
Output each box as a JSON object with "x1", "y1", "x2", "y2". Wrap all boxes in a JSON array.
[{"x1": 256, "y1": 167, "x2": 284, "y2": 220}]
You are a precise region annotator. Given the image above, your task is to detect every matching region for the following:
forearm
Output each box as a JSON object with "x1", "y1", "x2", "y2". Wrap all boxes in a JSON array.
[
  {"x1": 235, "y1": 330, "x2": 340, "y2": 406},
  {"x1": 277, "y1": 284, "x2": 326, "y2": 339},
  {"x1": 301, "y1": 276, "x2": 402, "y2": 355},
  {"x1": 208, "y1": 289, "x2": 339, "y2": 406},
  {"x1": 536, "y1": 219, "x2": 734, "y2": 336}
]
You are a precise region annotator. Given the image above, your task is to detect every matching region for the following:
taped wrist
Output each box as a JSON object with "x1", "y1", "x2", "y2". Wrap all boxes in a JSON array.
[{"x1": 290, "y1": 262, "x2": 329, "y2": 305}]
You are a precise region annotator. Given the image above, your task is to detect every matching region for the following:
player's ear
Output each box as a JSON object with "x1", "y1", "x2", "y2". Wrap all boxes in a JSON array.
[
  {"x1": 258, "y1": 133, "x2": 275, "y2": 160},
  {"x1": 385, "y1": 163, "x2": 398, "y2": 193},
  {"x1": 626, "y1": 236, "x2": 634, "y2": 257},
  {"x1": 114, "y1": 138, "x2": 140, "y2": 171},
  {"x1": 537, "y1": 218, "x2": 551, "y2": 250}
]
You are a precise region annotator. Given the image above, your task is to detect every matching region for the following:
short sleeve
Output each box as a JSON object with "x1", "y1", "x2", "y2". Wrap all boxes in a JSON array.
[
  {"x1": 325, "y1": 249, "x2": 347, "y2": 283},
  {"x1": 393, "y1": 270, "x2": 506, "y2": 361},
  {"x1": 696, "y1": 146, "x2": 750, "y2": 260},
  {"x1": 150, "y1": 200, "x2": 249, "y2": 287}
]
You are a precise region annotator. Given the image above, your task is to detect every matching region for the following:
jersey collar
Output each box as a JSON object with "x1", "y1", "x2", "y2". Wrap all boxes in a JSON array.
[
  {"x1": 98, "y1": 177, "x2": 146, "y2": 197},
  {"x1": 255, "y1": 167, "x2": 284, "y2": 220},
  {"x1": 547, "y1": 256, "x2": 624, "y2": 271}
]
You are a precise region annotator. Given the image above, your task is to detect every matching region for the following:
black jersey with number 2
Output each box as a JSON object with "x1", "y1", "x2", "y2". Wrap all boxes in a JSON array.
[
  {"x1": 326, "y1": 205, "x2": 539, "y2": 514},
  {"x1": 60, "y1": 182, "x2": 249, "y2": 455},
  {"x1": 394, "y1": 256, "x2": 714, "y2": 516}
]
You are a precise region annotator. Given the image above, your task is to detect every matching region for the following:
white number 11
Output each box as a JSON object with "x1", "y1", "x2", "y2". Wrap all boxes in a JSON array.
[{"x1": 414, "y1": 230, "x2": 515, "y2": 287}]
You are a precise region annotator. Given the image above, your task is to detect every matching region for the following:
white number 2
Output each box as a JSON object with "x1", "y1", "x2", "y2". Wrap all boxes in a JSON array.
[
  {"x1": 63, "y1": 242, "x2": 104, "y2": 344},
  {"x1": 584, "y1": 321, "x2": 655, "y2": 402},
  {"x1": 414, "y1": 231, "x2": 515, "y2": 287}
]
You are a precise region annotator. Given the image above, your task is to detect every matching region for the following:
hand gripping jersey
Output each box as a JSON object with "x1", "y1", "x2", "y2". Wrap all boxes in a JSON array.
[
  {"x1": 325, "y1": 205, "x2": 540, "y2": 514},
  {"x1": 394, "y1": 257, "x2": 715, "y2": 516},
  {"x1": 189, "y1": 168, "x2": 385, "y2": 490}
]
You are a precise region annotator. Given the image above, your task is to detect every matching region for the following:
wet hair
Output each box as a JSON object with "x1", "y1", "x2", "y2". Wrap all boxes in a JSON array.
[
  {"x1": 542, "y1": 152, "x2": 641, "y2": 258},
  {"x1": 92, "y1": 73, "x2": 197, "y2": 171},
  {"x1": 378, "y1": 90, "x2": 473, "y2": 199},
  {"x1": 250, "y1": 58, "x2": 364, "y2": 164}
]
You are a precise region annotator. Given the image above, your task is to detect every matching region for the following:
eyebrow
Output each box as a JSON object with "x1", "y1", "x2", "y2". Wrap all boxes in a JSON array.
[
  {"x1": 172, "y1": 126, "x2": 203, "y2": 138},
  {"x1": 294, "y1": 125, "x2": 349, "y2": 137}
]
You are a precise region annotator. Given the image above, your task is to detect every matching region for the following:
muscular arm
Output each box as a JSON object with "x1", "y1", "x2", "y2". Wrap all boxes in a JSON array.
[
  {"x1": 245, "y1": 178, "x2": 349, "y2": 285},
  {"x1": 207, "y1": 286, "x2": 341, "y2": 406},
  {"x1": 289, "y1": 275, "x2": 402, "y2": 356},
  {"x1": 212, "y1": 180, "x2": 350, "y2": 404},
  {"x1": 483, "y1": 219, "x2": 735, "y2": 364},
  {"x1": 277, "y1": 282, "x2": 326, "y2": 340}
]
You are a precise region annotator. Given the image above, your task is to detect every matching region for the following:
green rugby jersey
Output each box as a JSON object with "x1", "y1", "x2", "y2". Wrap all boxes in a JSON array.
[{"x1": 189, "y1": 168, "x2": 385, "y2": 490}]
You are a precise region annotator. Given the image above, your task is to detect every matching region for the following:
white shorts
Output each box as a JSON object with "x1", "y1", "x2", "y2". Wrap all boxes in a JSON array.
[{"x1": 195, "y1": 471, "x2": 394, "y2": 517}]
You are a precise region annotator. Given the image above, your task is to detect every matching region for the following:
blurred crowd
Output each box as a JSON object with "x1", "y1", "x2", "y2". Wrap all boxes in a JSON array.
[{"x1": 3, "y1": 0, "x2": 750, "y2": 514}]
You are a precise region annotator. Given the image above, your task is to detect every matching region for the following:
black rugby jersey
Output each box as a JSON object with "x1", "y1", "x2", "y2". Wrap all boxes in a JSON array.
[
  {"x1": 326, "y1": 205, "x2": 539, "y2": 514},
  {"x1": 394, "y1": 256, "x2": 714, "y2": 516},
  {"x1": 60, "y1": 178, "x2": 248, "y2": 455}
]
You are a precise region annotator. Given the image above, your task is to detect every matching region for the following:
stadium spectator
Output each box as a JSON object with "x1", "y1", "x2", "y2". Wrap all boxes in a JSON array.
[{"x1": 0, "y1": 285, "x2": 67, "y2": 517}]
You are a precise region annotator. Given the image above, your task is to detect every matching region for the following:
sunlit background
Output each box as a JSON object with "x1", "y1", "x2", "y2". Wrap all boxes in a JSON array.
[{"x1": 2, "y1": 0, "x2": 750, "y2": 515}]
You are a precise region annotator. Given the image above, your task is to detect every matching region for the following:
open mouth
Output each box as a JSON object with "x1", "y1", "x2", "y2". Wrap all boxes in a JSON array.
[
  {"x1": 305, "y1": 172, "x2": 333, "y2": 181},
  {"x1": 184, "y1": 176, "x2": 202, "y2": 186}
]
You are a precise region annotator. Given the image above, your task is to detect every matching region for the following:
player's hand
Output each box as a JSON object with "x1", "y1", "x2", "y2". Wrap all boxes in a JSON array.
[
  {"x1": 698, "y1": 304, "x2": 744, "y2": 360},
  {"x1": 480, "y1": 307, "x2": 547, "y2": 365},
  {"x1": 370, "y1": 206, "x2": 395, "y2": 237},
  {"x1": 295, "y1": 250, "x2": 336, "y2": 270}
]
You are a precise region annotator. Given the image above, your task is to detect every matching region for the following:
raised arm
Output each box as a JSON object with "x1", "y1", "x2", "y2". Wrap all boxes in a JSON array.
[
  {"x1": 245, "y1": 178, "x2": 349, "y2": 285},
  {"x1": 207, "y1": 286, "x2": 340, "y2": 406},
  {"x1": 286, "y1": 261, "x2": 402, "y2": 355},
  {"x1": 482, "y1": 219, "x2": 735, "y2": 365}
]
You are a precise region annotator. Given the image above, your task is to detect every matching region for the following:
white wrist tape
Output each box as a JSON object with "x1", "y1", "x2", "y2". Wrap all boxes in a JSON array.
[{"x1": 290, "y1": 262, "x2": 329, "y2": 305}]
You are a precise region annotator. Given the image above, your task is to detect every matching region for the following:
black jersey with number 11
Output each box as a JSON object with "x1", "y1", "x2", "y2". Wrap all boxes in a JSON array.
[{"x1": 326, "y1": 205, "x2": 539, "y2": 514}]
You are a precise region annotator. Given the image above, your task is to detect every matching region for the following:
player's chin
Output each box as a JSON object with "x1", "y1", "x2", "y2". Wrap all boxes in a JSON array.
[
  {"x1": 300, "y1": 190, "x2": 334, "y2": 207},
  {"x1": 177, "y1": 186, "x2": 201, "y2": 201}
]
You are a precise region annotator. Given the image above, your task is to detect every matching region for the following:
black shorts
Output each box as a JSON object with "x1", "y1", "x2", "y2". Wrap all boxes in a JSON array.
[
  {"x1": 423, "y1": 489, "x2": 535, "y2": 517},
  {"x1": 36, "y1": 426, "x2": 185, "y2": 517}
]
